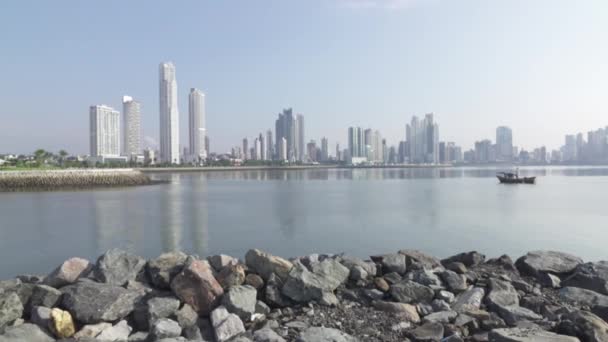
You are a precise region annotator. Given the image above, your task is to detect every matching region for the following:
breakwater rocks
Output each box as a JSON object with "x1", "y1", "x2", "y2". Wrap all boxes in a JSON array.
[
  {"x1": 0, "y1": 249, "x2": 607, "y2": 342},
  {"x1": 0, "y1": 169, "x2": 154, "y2": 191}
]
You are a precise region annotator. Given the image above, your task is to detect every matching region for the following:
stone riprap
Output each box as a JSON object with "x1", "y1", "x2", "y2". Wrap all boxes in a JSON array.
[
  {"x1": 0, "y1": 169, "x2": 154, "y2": 191},
  {"x1": 0, "y1": 248, "x2": 605, "y2": 341}
]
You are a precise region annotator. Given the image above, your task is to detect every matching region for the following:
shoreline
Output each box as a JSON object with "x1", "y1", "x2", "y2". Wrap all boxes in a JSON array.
[{"x1": 0, "y1": 248, "x2": 605, "y2": 341}]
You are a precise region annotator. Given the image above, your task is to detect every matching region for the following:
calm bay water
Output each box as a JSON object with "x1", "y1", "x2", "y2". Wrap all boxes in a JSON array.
[{"x1": 1, "y1": 166, "x2": 607, "y2": 279}]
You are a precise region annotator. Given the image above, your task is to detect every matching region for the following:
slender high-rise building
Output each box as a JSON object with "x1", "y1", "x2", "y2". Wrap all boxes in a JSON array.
[
  {"x1": 296, "y1": 114, "x2": 305, "y2": 161},
  {"x1": 275, "y1": 108, "x2": 298, "y2": 162},
  {"x1": 259, "y1": 133, "x2": 266, "y2": 160},
  {"x1": 159, "y1": 62, "x2": 180, "y2": 164},
  {"x1": 496, "y1": 126, "x2": 513, "y2": 162},
  {"x1": 242, "y1": 138, "x2": 249, "y2": 160},
  {"x1": 321, "y1": 137, "x2": 329, "y2": 162},
  {"x1": 122, "y1": 96, "x2": 141, "y2": 158},
  {"x1": 406, "y1": 114, "x2": 439, "y2": 164},
  {"x1": 266, "y1": 130, "x2": 273, "y2": 160},
  {"x1": 90, "y1": 105, "x2": 120, "y2": 157},
  {"x1": 188, "y1": 88, "x2": 206, "y2": 162},
  {"x1": 279, "y1": 137, "x2": 287, "y2": 161}
]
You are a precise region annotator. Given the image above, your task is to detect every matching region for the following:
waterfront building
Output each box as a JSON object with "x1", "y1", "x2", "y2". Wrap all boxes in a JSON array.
[
  {"x1": 159, "y1": 62, "x2": 180, "y2": 164},
  {"x1": 279, "y1": 137, "x2": 287, "y2": 161},
  {"x1": 496, "y1": 126, "x2": 513, "y2": 161},
  {"x1": 90, "y1": 105, "x2": 120, "y2": 157},
  {"x1": 122, "y1": 96, "x2": 141, "y2": 158},
  {"x1": 259, "y1": 133, "x2": 266, "y2": 160},
  {"x1": 254, "y1": 138, "x2": 261, "y2": 160},
  {"x1": 307, "y1": 140, "x2": 317, "y2": 162},
  {"x1": 242, "y1": 138, "x2": 249, "y2": 160},
  {"x1": 406, "y1": 113, "x2": 439, "y2": 164},
  {"x1": 275, "y1": 108, "x2": 302, "y2": 162},
  {"x1": 321, "y1": 137, "x2": 329, "y2": 162},
  {"x1": 266, "y1": 130, "x2": 273, "y2": 160},
  {"x1": 188, "y1": 88, "x2": 206, "y2": 162},
  {"x1": 297, "y1": 114, "x2": 305, "y2": 161},
  {"x1": 474, "y1": 140, "x2": 492, "y2": 163},
  {"x1": 144, "y1": 149, "x2": 156, "y2": 165}
]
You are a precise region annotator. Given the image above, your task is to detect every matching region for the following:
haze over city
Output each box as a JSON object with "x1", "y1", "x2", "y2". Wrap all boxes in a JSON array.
[{"x1": 1, "y1": 0, "x2": 607, "y2": 154}]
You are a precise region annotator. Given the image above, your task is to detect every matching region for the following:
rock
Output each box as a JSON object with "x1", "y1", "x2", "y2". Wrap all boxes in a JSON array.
[
  {"x1": 409, "y1": 322, "x2": 444, "y2": 341},
  {"x1": 452, "y1": 287, "x2": 485, "y2": 312},
  {"x1": 562, "y1": 261, "x2": 608, "y2": 295},
  {"x1": 30, "y1": 306, "x2": 51, "y2": 329},
  {"x1": 282, "y1": 260, "x2": 348, "y2": 303},
  {"x1": 381, "y1": 254, "x2": 407, "y2": 275},
  {"x1": 217, "y1": 264, "x2": 246, "y2": 289},
  {"x1": 49, "y1": 308, "x2": 75, "y2": 338},
  {"x1": 245, "y1": 274, "x2": 264, "y2": 290},
  {"x1": 349, "y1": 266, "x2": 368, "y2": 281},
  {"x1": 424, "y1": 310, "x2": 457, "y2": 324},
  {"x1": 558, "y1": 310, "x2": 608, "y2": 342},
  {"x1": 442, "y1": 251, "x2": 486, "y2": 267},
  {"x1": 96, "y1": 320, "x2": 132, "y2": 341},
  {"x1": 362, "y1": 289, "x2": 384, "y2": 301},
  {"x1": 438, "y1": 290, "x2": 455, "y2": 303},
  {"x1": 133, "y1": 295, "x2": 180, "y2": 331},
  {"x1": 410, "y1": 269, "x2": 443, "y2": 288},
  {"x1": 431, "y1": 299, "x2": 451, "y2": 312},
  {"x1": 43, "y1": 258, "x2": 92, "y2": 288},
  {"x1": 265, "y1": 273, "x2": 290, "y2": 308},
  {"x1": 222, "y1": 285, "x2": 257, "y2": 321},
  {"x1": 0, "y1": 323, "x2": 54, "y2": 342},
  {"x1": 147, "y1": 251, "x2": 188, "y2": 289},
  {"x1": 371, "y1": 301, "x2": 420, "y2": 322},
  {"x1": 558, "y1": 286, "x2": 608, "y2": 309},
  {"x1": 489, "y1": 327, "x2": 580, "y2": 342},
  {"x1": 27, "y1": 285, "x2": 62, "y2": 312},
  {"x1": 511, "y1": 279, "x2": 534, "y2": 294},
  {"x1": 208, "y1": 254, "x2": 238, "y2": 272},
  {"x1": 538, "y1": 272, "x2": 561, "y2": 288},
  {"x1": 494, "y1": 305, "x2": 542, "y2": 326},
  {"x1": 175, "y1": 303, "x2": 198, "y2": 328},
  {"x1": 245, "y1": 249, "x2": 293, "y2": 281},
  {"x1": 441, "y1": 270, "x2": 468, "y2": 293},
  {"x1": 445, "y1": 262, "x2": 468, "y2": 274},
  {"x1": 296, "y1": 326, "x2": 357, "y2": 342},
  {"x1": 486, "y1": 278, "x2": 519, "y2": 309},
  {"x1": 93, "y1": 248, "x2": 147, "y2": 286},
  {"x1": 390, "y1": 321, "x2": 411, "y2": 331},
  {"x1": 255, "y1": 301, "x2": 271, "y2": 315},
  {"x1": 151, "y1": 318, "x2": 182, "y2": 340},
  {"x1": 127, "y1": 331, "x2": 149, "y2": 341},
  {"x1": 389, "y1": 280, "x2": 434, "y2": 303},
  {"x1": 171, "y1": 259, "x2": 224, "y2": 315},
  {"x1": 210, "y1": 306, "x2": 245, "y2": 342},
  {"x1": 383, "y1": 272, "x2": 402, "y2": 285},
  {"x1": 487, "y1": 255, "x2": 519, "y2": 273},
  {"x1": 374, "y1": 278, "x2": 390, "y2": 292},
  {"x1": 515, "y1": 251, "x2": 582, "y2": 277},
  {"x1": 73, "y1": 322, "x2": 111, "y2": 339},
  {"x1": 253, "y1": 327, "x2": 287, "y2": 342},
  {"x1": 417, "y1": 303, "x2": 434, "y2": 316},
  {"x1": 339, "y1": 255, "x2": 377, "y2": 277},
  {"x1": 319, "y1": 291, "x2": 339, "y2": 306},
  {"x1": 398, "y1": 249, "x2": 443, "y2": 270},
  {"x1": 0, "y1": 292, "x2": 23, "y2": 333},
  {"x1": 61, "y1": 281, "x2": 141, "y2": 324}
]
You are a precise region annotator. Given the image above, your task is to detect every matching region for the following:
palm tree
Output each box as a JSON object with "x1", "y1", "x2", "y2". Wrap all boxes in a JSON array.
[{"x1": 34, "y1": 149, "x2": 47, "y2": 167}]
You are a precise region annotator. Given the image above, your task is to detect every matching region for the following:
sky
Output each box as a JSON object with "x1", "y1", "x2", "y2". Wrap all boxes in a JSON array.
[{"x1": 1, "y1": 0, "x2": 607, "y2": 155}]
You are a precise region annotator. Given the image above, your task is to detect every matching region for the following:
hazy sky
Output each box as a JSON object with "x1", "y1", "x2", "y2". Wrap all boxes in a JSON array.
[{"x1": 1, "y1": 0, "x2": 607, "y2": 155}]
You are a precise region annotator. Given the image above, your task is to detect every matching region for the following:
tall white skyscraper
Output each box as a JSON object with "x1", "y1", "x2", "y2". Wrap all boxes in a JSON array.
[
  {"x1": 90, "y1": 105, "x2": 120, "y2": 157},
  {"x1": 188, "y1": 88, "x2": 206, "y2": 162},
  {"x1": 406, "y1": 113, "x2": 439, "y2": 164},
  {"x1": 279, "y1": 137, "x2": 287, "y2": 161},
  {"x1": 496, "y1": 126, "x2": 513, "y2": 161},
  {"x1": 122, "y1": 96, "x2": 141, "y2": 158},
  {"x1": 159, "y1": 62, "x2": 180, "y2": 164}
]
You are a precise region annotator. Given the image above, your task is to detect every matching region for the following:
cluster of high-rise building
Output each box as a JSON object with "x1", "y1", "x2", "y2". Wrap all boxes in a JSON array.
[
  {"x1": 560, "y1": 127, "x2": 608, "y2": 164},
  {"x1": 89, "y1": 62, "x2": 207, "y2": 165}
]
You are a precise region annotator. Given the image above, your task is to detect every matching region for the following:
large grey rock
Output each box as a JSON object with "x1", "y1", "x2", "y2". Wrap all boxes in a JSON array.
[
  {"x1": 73, "y1": 322, "x2": 112, "y2": 339},
  {"x1": 127, "y1": 331, "x2": 149, "y2": 342},
  {"x1": 410, "y1": 270, "x2": 443, "y2": 288},
  {"x1": 0, "y1": 292, "x2": 23, "y2": 333},
  {"x1": 210, "y1": 306, "x2": 245, "y2": 342},
  {"x1": 133, "y1": 296, "x2": 180, "y2": 331},
  {"x1": 216, "y1": 264, "x2": 246, "y2": 289},
  {"x1": 486, "y1": 278, "x2": 519, "y2": 309},
  {"x1": 339, "y1": 255, "x2": 376, "y2": 277},
  {"x1": 30, "y1": 306, "x2": 52, "y2": 330},
  {"x1": 175, "y1": 303, "x2": 198, "y2": 328},
  {"x1": 489, "y1": 327, "x2": 580, "y2": 342},
  {"x1": 371, "y1": 301, "x2": 420, "y2": 322},
  {"x1": 562, "y1": 261, "x2": 608, "y2": 295},
  {"x1": 245, "y1": 249, "x2": 293, "y2": 281},
  {"x1": 381, "y1": 254, "x2": 407, "y2": 275},
  {"x1": 442, "y1": 251, "x2": 486, "y2": 267},
  {"x1": 96, "y1": 320, "x2": 132, "y2": 341},
  {"x1": 150, "y1": 318, "x2": 182, "y2": 340},
  {"x1": 0, "y1": 323, "x2": 54, "y2": 342},
  {"x1": 282, "y1": 260, "x2": 348, "y2": 303},
  {"x1": 170, "y1": 259, "x2": 224, "y2": 315},
  {"x1": 494, "y1": 305, "x2": 542, "y2": 326},
  {"x1": 558, "y1": 310, "x2": 608, "y2": 342},
  {"x1": 61, "y1": 282, "x2": 141, "y2": 324},
  {"x1": 409, "y1": 322, "x2": 444, "y2": 341},
  {"x1": 265, "y1": 273, "x2": 290, "y2": 308},
  {"x1": 515, "y1": 251, "x2": 582, "y2": 277},
  {"x1": 222, "y1": 285, "x2": 257, "y2": 321},
  {"x1": 27, "y1": 285, "x2": 62, "y2": 312},
  {"x1": 43, "y1": 257, "x2": 92, "y2": 288},
  {"x1": 558, "y1": 286, "x2": 608, "y2": 309},
  {"x1": 146, "y1": 252, "x2": 188, "y2": 289},
  {"x1": 423, "y1": 310, "x2": 457, "y2": 324},
  {"x1": 253, "y1": 327, "x2": 287, "y2": 342},
  {"x1": 208, "y1": 254, "x2": 238, "y2": 272},
  {"x1": 440, "y1": 270, "x2": 467, "y2": 293},
  {"x1": 389, "y1": 280, "x2": 434, "y2": 303},
  {"x1": 452, "y1": 287, "x2": 485, "y2": 312},
  {"x1": 93, "y1": 249, "x2": 147, "y2": 286},
  {"x1": 296, "y1": 327, "x2": 357, "y2": 342},
  {"x1": 398, "y1": 250, "x2": 443, "y2": 270}
]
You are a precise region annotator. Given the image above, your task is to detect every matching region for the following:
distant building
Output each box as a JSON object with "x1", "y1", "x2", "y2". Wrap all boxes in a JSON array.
[
  {"x1": 474, "y1": 139, "x2": 492, "y2": 163},
  {"x1": 159, "y1": 62, "x2": 180, "y2": 164},
  {"x1": 144, "y1": 149, "x2": 156, "y2": 165},
  {"x1": 242, "y1": 138, "x2": 249, "y2": 160},
  {"x1": 297, "y1": 114, "x2": 305, "y2": 161},
  {"x1": 348, "y1": 127, "x2": 364, "y2": 159},
  {"x1": 259, "y1": 133, "x2": 266, "y2": 160},
  {"x1": 496, "y1": 126, "x2": 513, "y2": 161},
  {"x1": 122, "y1": 96, "x2": 141, "y2": 158},
  {"x1": 254, "y1": 138, "x2": 261, "y2": 160},
  {"x1": 275, "y1": 109, "x2": 304, "y2": 162},
  {"x1": 90, "y1": 105, "x2": 120, "y2": 157},
  {"x1": 321, "y1": 137, "x2": 329, "y2": 162},
  {"x1": 266, "y1": 130, "x2": 273, "y2": 160},
  {"x1": 279, "y1": 137, "x2": 287, "y2": 161},
  {"x1": 335, "y1": 143, "x2": 341, "y2": 162},
  {"x1": 188, "y1": 88, "x2": 206, "y2": 162},
  {"x1": 406, "y1": 113, "x2": 439, "y2": 164}
]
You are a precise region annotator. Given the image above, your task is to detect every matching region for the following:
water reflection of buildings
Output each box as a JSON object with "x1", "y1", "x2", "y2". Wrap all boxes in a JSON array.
[
  {"x1": 159, "y1": 174, "x2": 183, "y2": 252},
  {"x1": 188, "y1": 174, "x2": 209, "y2": 256},
  {"x1": 92, "y1": 191, "x2": 144, "y2": 255},
  {"x1": 274, "y1": 180, "x2": 305, "y2": 239}
]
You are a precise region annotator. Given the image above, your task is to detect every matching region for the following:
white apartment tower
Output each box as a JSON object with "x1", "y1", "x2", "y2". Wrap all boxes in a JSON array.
[
  {"x1": 90, "y1": 105, "x2": 120, "y2": 157},
  {"x1": 188, "y1": 88, "x2": 206, "y2": 162},
  {"x1": 159, "y1": 62, "x2": 180, "y2": 164},
  {"x1": 122, "y1": 96, "x2": 141, "y2": 158}
]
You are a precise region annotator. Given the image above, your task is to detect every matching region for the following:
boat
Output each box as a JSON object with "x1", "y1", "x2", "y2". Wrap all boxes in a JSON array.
[{"x1": 497, "y1": 171, "x2": 536, "y2": 184}]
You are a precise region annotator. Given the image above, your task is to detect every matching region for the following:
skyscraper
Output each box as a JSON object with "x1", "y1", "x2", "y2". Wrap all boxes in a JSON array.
[
  {"x1": 188, "y1": 88, "x2": 206, "y2": 162},
  {"x1": 159, "y1": 62, "x2": 180, "y2": 164},
  {"x1": 266, "y1": 130, "x2": 273, "y2": 160},
  {"x1": 348, "y1": 127, "x2": 364, "y2": 158},
  {"x1": 279, "y1": 137, "x2": 287, "y2": 161},
  {"x1": 275, "y1": 108, "x2": 299, "y2": 162},
  {"x1": 496, "y1": 126, "x2": 513, "y2": 161},
  {"x1": 242, "y1": 138, "x2": 249, "y2": 160},
  {"x1": 406, "y1": 114, "x2": 439, "y2": 164},
  {"x1": 122, "y1": 96, "x2": 141, "y2": 158},
  {"x1": 254, "y1": 138, "x2": 261, "y2": 160},
  {"x1": 90, "y1": 105, "x2": 120, "y2": 157},
  {"x1": 259, "y1": 133, "x2": 266, "y2": 160},
  {"x1": 321, "y1": 137, "x2": 329, "y2": 162},
  {"x1": 296, "y1": 114, "x2": 305, "y2": 161}
]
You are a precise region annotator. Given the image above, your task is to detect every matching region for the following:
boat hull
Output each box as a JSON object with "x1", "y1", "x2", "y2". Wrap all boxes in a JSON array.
[{"x1": 497, "y1": 176, "x2": 536, "y2": 184}]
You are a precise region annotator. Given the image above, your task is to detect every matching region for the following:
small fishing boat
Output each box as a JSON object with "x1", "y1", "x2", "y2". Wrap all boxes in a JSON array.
[{"x1": 497, "y1": 171, "x2": 536, "y2": 184}]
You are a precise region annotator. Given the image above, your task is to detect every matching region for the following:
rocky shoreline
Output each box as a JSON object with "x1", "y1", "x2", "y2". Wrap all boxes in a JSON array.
[
  {"x1": 0, "y1": 169, "x2": 155, "y2": 191},
  {"x1": 0, "y1": 249, "x2": 607, "y2": 342}
]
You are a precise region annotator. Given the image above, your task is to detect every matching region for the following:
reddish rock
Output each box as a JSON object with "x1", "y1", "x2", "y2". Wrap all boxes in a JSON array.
[
  {"x1": 44, "y1": 258, "x2": 92, "y2": 288},
  {"x1": 171, "y1": 260, "x2": 224, "y2": 315}
]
